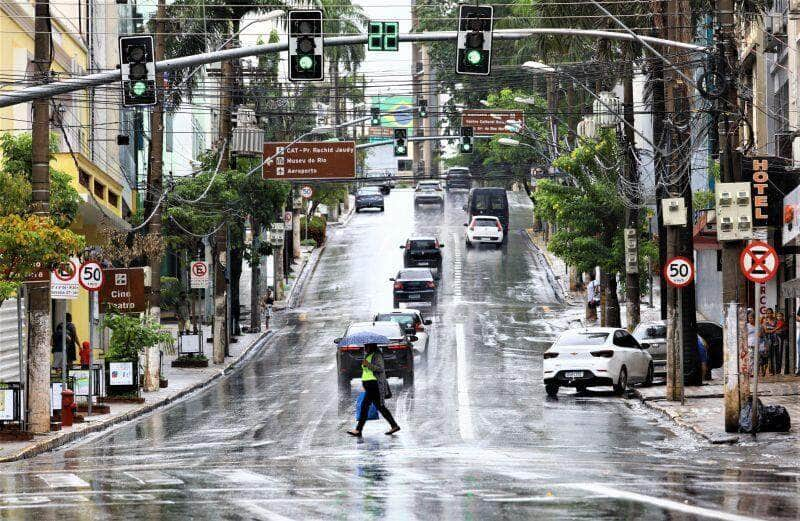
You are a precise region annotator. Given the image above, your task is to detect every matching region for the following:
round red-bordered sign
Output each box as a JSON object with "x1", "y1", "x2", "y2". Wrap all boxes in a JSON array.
[
  {"x1": 53, "y1": 259, "x2": 77, "y2": 282},
  {"x1": 664, "y1": 256, "x2": 695, "y2": 288},
  {"x1": 739, "y1": 241, "x2": 778, "y2": 284},
  {"x1": 78, "y1": 261, "x2": 104, "y2": 291},
  {"x1": 191, "y1": 261, "x2": 208, "y2": 278}
]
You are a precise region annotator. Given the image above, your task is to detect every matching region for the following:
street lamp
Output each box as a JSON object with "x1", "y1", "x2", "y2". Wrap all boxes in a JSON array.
[
  {"x1": 513, "y1": 96, "x2": 538, "y2": 105},
  {"x1": 521, "y1": 61, "x2": 556, "y2": 74},
  {"x1": 498, "y1": 137, "x2": 521, "y2": 147}
]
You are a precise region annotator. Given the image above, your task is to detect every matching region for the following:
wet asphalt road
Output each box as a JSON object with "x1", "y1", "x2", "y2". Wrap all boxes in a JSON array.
[{"x1": 3, "y1": 189, "x2": 800, "y2": 520}]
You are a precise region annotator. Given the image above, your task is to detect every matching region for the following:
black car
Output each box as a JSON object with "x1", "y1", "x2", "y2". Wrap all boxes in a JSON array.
[
  {"x1": 335, "y1": 321, "x2": 416, "y2": 389},
  {"x1": 391, "y1": 268, "x2": 437, "y2": 308},
  {"x1": 401, "y1": 237, "x2": 444, "y2": 276},
  {"x1": 444, "y1": 167, "x2": 472, "y2": 190},
  {"x1": 355, "y1": 187, "x2": 384, "y2": 212},
  {"x1": 363, "y1": 170, "x2": 394, "y2": 194}
]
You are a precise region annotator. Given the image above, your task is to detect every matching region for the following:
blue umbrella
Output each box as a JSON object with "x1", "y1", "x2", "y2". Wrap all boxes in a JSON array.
[{"x1": 338, "y1": 332, "x2": 390, "y2": 347}]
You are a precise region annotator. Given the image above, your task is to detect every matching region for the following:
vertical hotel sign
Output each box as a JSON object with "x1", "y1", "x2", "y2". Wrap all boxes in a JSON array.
[{"x1": 752, "y1": 159, "x2": 769, "y2": 228}]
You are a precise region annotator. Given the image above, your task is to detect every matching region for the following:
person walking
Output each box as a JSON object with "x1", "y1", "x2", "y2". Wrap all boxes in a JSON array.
[
  {"x1": 585, "y1": 272, "x2": 600, "y2": 323},
  {"x1": 176, "y1": 291, "x2": 191, "y2": 335},
  {"x1": 52, "y1": 312, "x2": 80, "y2": 371},
  {"x1": 347, "y1": 343, "x2": 400, "y2": 437},
  {"x1": 774, "y1": 311, "x2": 787, "y2": 375},
  {"x1": 260, "y1": 287, "x2": 274, "y2": 331}
]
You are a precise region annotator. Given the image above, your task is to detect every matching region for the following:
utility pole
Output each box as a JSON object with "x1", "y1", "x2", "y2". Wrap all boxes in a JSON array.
[
  {"x1": 27, "y1": 0, "x2": 53, "y2": 434},
  {"x1": 213, "y1": 35, "x2": 233, "y2": 364},
  {"x1": 623, "y1": 54, "x2": 640, "y2": 331},
  {"x1": 143, "y1": 0, "x2": 166, "y2": 392},
  {"x1": 664, "y1": 0, "x2": 702, "y2": 394},
  {"x1": 717, "y1": 0, "x2": 748, "y2": 431}
]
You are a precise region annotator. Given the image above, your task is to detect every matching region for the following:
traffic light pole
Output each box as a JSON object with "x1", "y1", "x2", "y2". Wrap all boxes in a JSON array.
[{"x1": 0, "y1": 30, "x2": 705, "y2": 109}]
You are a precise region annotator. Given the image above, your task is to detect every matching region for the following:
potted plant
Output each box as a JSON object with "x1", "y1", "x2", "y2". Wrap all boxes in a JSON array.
[{"x1": 102, "y1": 313, "x2": 174, "y2": 402}]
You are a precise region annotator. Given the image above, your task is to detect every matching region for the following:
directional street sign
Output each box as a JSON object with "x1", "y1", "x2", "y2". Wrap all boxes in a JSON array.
[
  {"x1": 78, "y1": 261, "x2": 104, "y2": 292},
  {"x1": 664, "y1": 256, "x2": 695, "y2": 288},
  {"x1": 263, "y1": 141, "x2": 356, "y2": 180},
  {"x1": 461, "y1": 109, "x2": 524, "y2": 136},
  {"x1": 51, "y1": 258, "x2": 79, "y2": 300},
  {"x1": 190, "y1": 261, "x2": 209, "y2": 289},
  {"x1": 300, "y1": 185, "x2": 314, "y2": 199},
  {"x1": 740, "y1": 241, "x2": 779, "y2": 283}
]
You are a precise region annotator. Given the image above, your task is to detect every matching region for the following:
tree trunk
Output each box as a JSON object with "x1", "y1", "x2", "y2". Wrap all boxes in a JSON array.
[
  {"x1": 213, "y1": 225, "x2": 227, "y2": 364},
  {"x1": 27, "y1": 0, "x2": 53, "y2": 434},
  {"x1": 606, "y1": 273, "x2": 622, "y2": 327},
  {"x1": 230, "y1": 225, "x2": 243, "y2": 336},
  {"x1": 292, "y1": 209, "x2": 301, "y2": 259},
  {"x1": 623, "y1": 57, "x2": 640, "y2": 331},
  {"x1": 249, "y1": 216, "x2": 261, "y2": 332},
  {"x1": 143, "y1": 0, "x2": 166, "y2": 392}
]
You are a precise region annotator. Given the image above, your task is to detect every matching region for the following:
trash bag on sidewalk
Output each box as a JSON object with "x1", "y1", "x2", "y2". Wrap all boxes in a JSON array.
[
  {"x1": 761, "y1": 405, "x2": 791, "y2": 432},
  {"x1": 739, "y1": 397, "x2": 791, "y2": 433},
  {"x1": 739, "y1": 397, "x2": 763, "y2": 434}
]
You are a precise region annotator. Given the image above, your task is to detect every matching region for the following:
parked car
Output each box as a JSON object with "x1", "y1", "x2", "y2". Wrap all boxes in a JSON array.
[
  {"x1": 391, "y1": 268, "x2": 437, "y2": 308},
  {"x1": 465, "y1": 188, "x2": 509, "y2": 241},
  {"x1": 355, "y1": 187, "x2": 384, "y2": 212},
  {"x1": 443, "y1": 167, "x2": 472, "y2": 190},
  {"x1": 335, "y1": 321, "x2": 416, "y2": 389},
  {"x1": 633, "y1": 320, "x2": 723, "y2": 375},
  {"x1": 542, "y1": 327, "x2": 654, "y2": 397},
  {"x1": 464, "y1": 215, "x2": 504, "y2": 248},
  {"x1": 374, "y1": 309, "x2": 432, "y2": 355},
  {"x1": 401, "y1": 237, "x2": 444, "y2": 276}
]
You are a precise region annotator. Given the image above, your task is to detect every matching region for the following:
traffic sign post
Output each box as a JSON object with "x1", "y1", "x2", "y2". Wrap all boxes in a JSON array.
[
  {"x1": 663, "y1": 256, "x2": 695, "y2": 405},
  {"x1": 300, "y1": 185, "x2": 314, "y2": 199},
  {"x1": 78, "y1": 261, "x2": 103, "y2": 416},
  {"x1": 52, "y1": 258, "x2": 79, "y2": 389},
  {"x1": 739, "y1": 240, "x2": 778, "y2": 438},
  {"x1": 190, "y1": 261, "x2": 209, "y2": 289},
  {"x1": 78, "y1": 262, "x2": 104, "y2": 292}
]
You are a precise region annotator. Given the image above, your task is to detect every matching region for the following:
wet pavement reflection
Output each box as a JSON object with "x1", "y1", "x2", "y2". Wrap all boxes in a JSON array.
[{"x1": 1, "y1": 189, "x2": 798, "y2": 520}]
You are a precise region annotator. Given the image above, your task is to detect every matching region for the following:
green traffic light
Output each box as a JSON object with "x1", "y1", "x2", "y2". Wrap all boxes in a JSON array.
[
  {"x1": 466, "y1": 50, "x2": 483, "y2": 65},
  {"x1": 298, "y1": 55, "x2": 314, "y2": 70},
  {"x1": 132, "y1": 81, "x2": 147, "y2": 96},
  {"x1": 397, "y1": 146, "x2": 406, "y2": 154}
]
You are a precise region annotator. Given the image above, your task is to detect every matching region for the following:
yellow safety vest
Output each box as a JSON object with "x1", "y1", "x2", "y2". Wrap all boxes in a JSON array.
[{"x1": 362, "y1": 353, "x2": 377, "y2": 381}]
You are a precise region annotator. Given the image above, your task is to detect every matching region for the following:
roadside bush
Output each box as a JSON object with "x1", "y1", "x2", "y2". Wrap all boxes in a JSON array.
[
  {"x1": 300, "y1": 238, "x2": 318, "y2": 247},
  {"x1": 300, "y1": 216, "x2": 327, "y2": 246}
]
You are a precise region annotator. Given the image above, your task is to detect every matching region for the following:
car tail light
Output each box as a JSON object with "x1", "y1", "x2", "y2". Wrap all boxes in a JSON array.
[
  {"x1": 426, "y1": 281, "x2": 435, "y2": 289},
  {"x1": 496, "y1": 221, "x2": 503, "y2": 231},
  {"x1": 590, "y1": 350, "x2": 614, "y2": 358},
  {"x1": 339, "y1": 345, "x2": 361, "y2": 352},
  {"x1": 543, "y1": 352, "x2": 559, "y2": 359},
  {"x1": 388, "y1": 344, "x2": 408, "y2": 350},
  {"x1": 394, "y1": 282, "x2": 404, "y2": 290}
]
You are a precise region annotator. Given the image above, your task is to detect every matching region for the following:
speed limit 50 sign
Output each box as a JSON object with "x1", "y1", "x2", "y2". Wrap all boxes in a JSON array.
[
  {"x1": 79, "y1": 261, "x2": 104, "y2": 292},
  {"x1": 664, "y1": 256, "x2": 695, "y2": 288}
]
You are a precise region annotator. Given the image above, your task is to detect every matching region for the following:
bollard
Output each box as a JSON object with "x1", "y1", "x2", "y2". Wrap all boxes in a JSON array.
[{"x1": 61, "y1": 389, "x2": 76, "y2": 427}]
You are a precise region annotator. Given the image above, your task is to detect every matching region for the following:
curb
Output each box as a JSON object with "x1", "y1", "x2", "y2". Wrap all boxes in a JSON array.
[
  {"x1": 286, "y1": 244, "x2": 326, "y2": 309},
  {"x1": 631, "y1": 389, "x2": 739, "y2": 445},
  {"x1": 524, "y1": 229, "x2": 573, "y2": 305},
  {"x1": 327, "y1": 203, "x2": 355, "y2": 228},
  {"x1": 0, "y1": 331, "x2": 274, "y2": 463}
]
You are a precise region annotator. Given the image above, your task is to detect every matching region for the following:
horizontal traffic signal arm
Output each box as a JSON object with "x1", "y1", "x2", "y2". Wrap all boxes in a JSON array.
[{"x1": 0, "y1": 30, "x2": 707, "y2": 108}]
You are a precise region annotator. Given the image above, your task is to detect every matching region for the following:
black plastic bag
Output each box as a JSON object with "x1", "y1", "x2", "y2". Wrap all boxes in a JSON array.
[
  {"x1": 761, "y1": 405, "x2": 791, "y2": 432},
  {"x1": 739, "y1": 397, "x2": 763, "y2": 434}
]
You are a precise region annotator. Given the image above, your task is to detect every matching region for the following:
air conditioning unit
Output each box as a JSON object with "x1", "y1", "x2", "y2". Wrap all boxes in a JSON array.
[
  {"x1": 738, "y1": 215, "x2": 752, "y2": 231},
  {"x1": 736, "y1": 191, "x2": 750, "y2": 206},
  {"x1": 720, "y1": 216, "x2": 733, "y2": 233},
  {"x1": 718, "y1": 191, "x2": 733, "y2": 206},
  {"x1": 716, "y1": 182, "x2": 753, "y2": 241}
]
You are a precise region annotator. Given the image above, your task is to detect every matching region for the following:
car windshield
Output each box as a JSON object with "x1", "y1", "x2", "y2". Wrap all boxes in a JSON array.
[
  {"x1": 410, "y1": 240, "x2": 437, "y2": 249},
  {"x1": 633, "y1": 323, "x2": 666, "y2": 341},
  {"x1": 473, "y1": 193, "x2": 506, "y2": 210},
  {"x1": 555, "y1": 332, "x2": 609, "y2": 347},
  {"x1": 357, "y1": 188, "x2": 380, "y2": 195},
  {"x1": 399, "y1": 269, "x2": 431, "y2": 280},
  {"x1": 346, "y1": 323, "x2": 402, "y2": 338},
  {"x1": 448, "y1": 169, "x2": 468, "y2": 177},
  {"x1": 376, "y1": 314, "x2": 414, "y2": 327},
  {"x1": 474, "y1": 218, "x2": 498, "y2": 227}
]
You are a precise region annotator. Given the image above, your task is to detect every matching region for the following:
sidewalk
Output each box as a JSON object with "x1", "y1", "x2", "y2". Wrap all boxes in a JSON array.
[{"x1": 0, "y1": 235, "x2": 331, "y2": 462}]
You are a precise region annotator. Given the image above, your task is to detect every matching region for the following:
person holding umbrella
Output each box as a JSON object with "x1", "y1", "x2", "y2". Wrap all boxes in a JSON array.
[{"x1": 347, "y1": 342, "x2": 400, "y2": 437}]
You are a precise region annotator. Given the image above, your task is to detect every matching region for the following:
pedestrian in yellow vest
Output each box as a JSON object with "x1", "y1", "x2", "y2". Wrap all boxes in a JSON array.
[{"x1": 347, "y1": 343, "x2": 400, "y2": 437}]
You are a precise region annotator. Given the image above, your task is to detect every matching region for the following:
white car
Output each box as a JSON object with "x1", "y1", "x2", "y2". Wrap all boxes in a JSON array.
[
  {"x1": 542, "y1": 327, "x2": 653, "y2": 397},
  {"x1": 374, "y1": 309, "x2": 432, "y2": 355},
  {"x1": 414, "y1": 182, "x2": 444, "y2": 205},
  {"x1": 465, "y1": 215, "x2": 504, "y2": 248}
]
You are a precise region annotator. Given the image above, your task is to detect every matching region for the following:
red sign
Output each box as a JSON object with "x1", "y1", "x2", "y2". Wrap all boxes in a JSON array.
[
  {"x1": 262, "y1": 141, "x2": 356, "y2": 180},
  {"x1": 664, "y1": 256, "x2": 695, "y2": 288},
  {"x1": 740, "y1": 241, "x2": 778, "y2": 283}
]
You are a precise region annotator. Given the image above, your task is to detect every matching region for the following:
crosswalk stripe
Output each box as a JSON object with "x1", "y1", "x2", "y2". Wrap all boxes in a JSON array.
[
  {"x1": 209, "y1": 469, "x2": 272, "y2": 483},
  {"x1": 125, "y1": 471, "x2": 184, "y2": 486},
  {"x1": 37, "y1": 473, "x2": 89, "y2": 488}
]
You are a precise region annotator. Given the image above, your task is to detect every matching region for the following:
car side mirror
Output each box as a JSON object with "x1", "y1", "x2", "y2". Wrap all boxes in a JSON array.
[
  {"x1": 399, "y1": 245, "x2": 405, "y2": 249},
  {"x1": 462, "y1": 205, "x2": 467, "y2": 211},
  {"x1": 409, "y1": 335, "x2": 419, "y2": 342},
  {"x1": 439, "y1": 244, "x2": 445, "y2": 248},
  {"x1": 424, "y1": 319, "x2": 432, "y2": 325},
  {"x1": 389, "y1": 278, "x2": 395, "y2": 281},
  {"x1": 463, "y1": 223, "x2": 468, "y2": 227},
  {"x1": 334, "y1": 337, "x2": 342, "y2": 344}
]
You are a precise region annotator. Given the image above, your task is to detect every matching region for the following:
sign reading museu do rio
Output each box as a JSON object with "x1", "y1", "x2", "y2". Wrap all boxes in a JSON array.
[{"x1": 262, "y1": 141, "x2": 356, "y2": 180}]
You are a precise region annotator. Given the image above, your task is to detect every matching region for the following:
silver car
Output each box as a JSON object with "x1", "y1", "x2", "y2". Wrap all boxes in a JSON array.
[{"x1": 632, "y1": 322, "x2": 667, "y2": 377}]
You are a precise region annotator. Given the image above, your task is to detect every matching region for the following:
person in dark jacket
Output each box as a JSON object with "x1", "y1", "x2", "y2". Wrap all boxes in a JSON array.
[
  {"x1": 347, "y1": 343, "x2": 400, "y2": 437},
  {"x1": 52, "y1": 312, "x2": 80, "y2": 369}
]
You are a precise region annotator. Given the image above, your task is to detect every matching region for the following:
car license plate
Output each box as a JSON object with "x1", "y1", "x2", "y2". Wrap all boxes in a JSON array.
[
  {"x1": 417, "y1": 261, "x2": 429, "y2": 266},
  {"x1": 473, "y1": 236, "x2": 483, "y2": 240},
  {"x1": 565, "y1": 371, "x2": 583, "y2": 378},
  {"x1": 408, "y1": 293, "x2": 421, "y2": 300}
]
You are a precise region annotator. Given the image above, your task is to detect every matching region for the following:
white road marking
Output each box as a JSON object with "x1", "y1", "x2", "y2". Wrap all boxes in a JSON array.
[
  {"x1": 36, "y1": 473, "x2": 89, "y2": 488},
  {"x1": 566, "y1": 483, "x2": 762, "y2": 521},
  {"x1": 209, "y1": 469, "x2": 272, "y2": 484},
  {"x1": 125, "y1": 471, "x2": 183, "y2": 486},
  {"x1": 237, "y1": 500, "x2": 298, "y2": 521},
  {"x1": 452, "y1": 233, "x2": 463, "y2": 301},
  {"x1": 455, "y1": 323, "x2": 474, "y2": 440}
]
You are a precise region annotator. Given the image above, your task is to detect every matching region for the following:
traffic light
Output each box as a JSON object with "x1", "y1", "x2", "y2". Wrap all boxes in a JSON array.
[
  {"x1": 394, "y1": 128, "x2": 408, "y2": 157},
  {"x1": 371, "y1": 107, "x2": 381, "y2": 126},
  {"x1": 119, "y1": 35, "x2": 156, "y2": 107},
  {"x1": 456, "y1": 5, "x2": 493, "y2": 75},
  {"x1": 418, "y1": 99, "x2": 427, "y2": 118},
  {"x1": 368, "y1": 21, "x2": 399, "y2": 51},
  {"x1": 460, "y1": 127, "x2": 474, "y2": 153},
  {"x1": 289, "y1": 10, "x2": 323, "y2": 81}
]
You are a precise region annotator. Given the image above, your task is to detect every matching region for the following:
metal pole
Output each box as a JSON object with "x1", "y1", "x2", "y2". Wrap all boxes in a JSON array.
[
  {"x1": 16, "y1": 285, "x2": 25, "y2": 430},
  {"x1": 88, "y1": 292, "x2": 95, "y2": 416},
  {"x1": 751, "y1": 295, "x2": 761, "y2": 437},
  {"x1": 226, "y1": 221, "x2": 232, "y2": 352},
  {"x1": 678, "y1": 290, "x2": 684, "y2": 405},
  {"x1": 61, "y1": 304, "x2": 66, "y2": 388}
]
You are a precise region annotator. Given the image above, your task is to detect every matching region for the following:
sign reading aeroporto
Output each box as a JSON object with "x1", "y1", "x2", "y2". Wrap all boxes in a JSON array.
[
  {"x1": 461, "y1": 109, "x2": 524, "y2": 136},
  {"x1": 262, "y1": 141, "x2": 356, "y2": 180}
]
